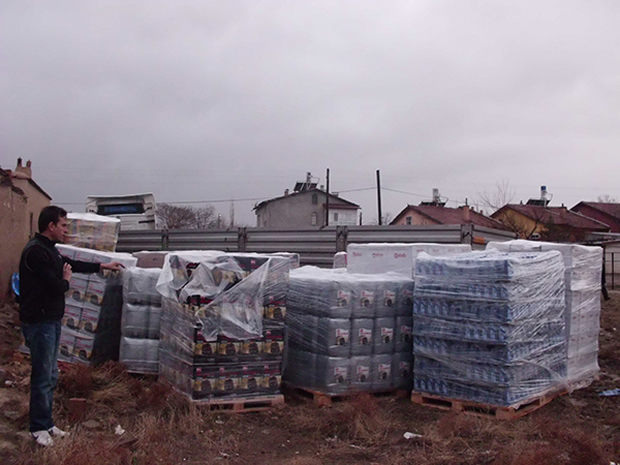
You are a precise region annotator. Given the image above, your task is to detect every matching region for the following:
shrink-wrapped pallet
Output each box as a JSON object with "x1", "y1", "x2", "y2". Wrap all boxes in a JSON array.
[
  {"x1": 413, "y1": 250, "x2": 567, "y2": 407},
  {"x1": 487, "y1": 240, "x2": 602, "y2": 386}
]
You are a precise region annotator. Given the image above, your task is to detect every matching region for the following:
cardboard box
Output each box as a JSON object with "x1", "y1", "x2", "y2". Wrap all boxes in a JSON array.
[{"x1": 133, "y1": 251, "x2": 168, "y2": 269}]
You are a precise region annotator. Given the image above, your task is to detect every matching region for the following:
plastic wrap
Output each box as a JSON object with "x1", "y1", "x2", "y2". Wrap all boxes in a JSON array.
[
  {"x1": 347, "y1": 243, "x2": 472, "y2": 277},
  {"x1": 283, "y1": 266, "x2": 415, "y2": 395},
  {"x1": 119, "y1": 337, "x2": 160, "y2": 373},
  {"x1": 57, "y1": 245, "x2": 130, "y2": 365},
  {"x1": 65, "y1": 212, "x2": 121, "y2": 252},
  {"x1": 333, "y1": 252, "x2": 347, "y2": 269},
  {"x1": 123, "y1": 267, "x2": 162, "y2": 305},
  {"x1": 412, "y1": 250, "x2": 567, "y2": 407},
  {"x1": 157, "y1": 251, "x2": 290, "y2": 401},
  {"x1": 487, "y1": 240, "x2": 602, "y2": 385}
]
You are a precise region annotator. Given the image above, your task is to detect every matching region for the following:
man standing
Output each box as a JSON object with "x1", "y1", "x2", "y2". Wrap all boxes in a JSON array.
[{"x1": 19, "y1": 206, "x2": 124, "y2": 447}]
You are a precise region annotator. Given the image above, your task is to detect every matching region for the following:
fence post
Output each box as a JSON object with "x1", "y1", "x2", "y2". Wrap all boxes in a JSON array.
[
  {"x1": 162, "y1": 229, "x2": 169, "y2": 251},
  {"x1": 336, "y1": 226, "x2": 348, "y2": 252},
  {"x1": 238, "y1": 227, "x2": 247, "y2": 252},
  {"x1": 460, "y1": 223, "x2": 473, "y2": 245}
]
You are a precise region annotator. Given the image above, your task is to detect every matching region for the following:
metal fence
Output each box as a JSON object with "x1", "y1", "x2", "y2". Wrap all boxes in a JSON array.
[{"x1": 116, "y1": 224, "x2": 517, "y2": 267}]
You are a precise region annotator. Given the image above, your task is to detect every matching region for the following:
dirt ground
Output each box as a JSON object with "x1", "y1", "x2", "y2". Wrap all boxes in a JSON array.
[{"x1": 1, "y1": 294, "x2": 620, "y2": 465}]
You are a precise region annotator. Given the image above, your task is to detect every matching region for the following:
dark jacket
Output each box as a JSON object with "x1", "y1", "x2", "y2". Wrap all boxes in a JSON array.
[{"x1": 19, "y1": 234, "x2": 100, "y2": 324}]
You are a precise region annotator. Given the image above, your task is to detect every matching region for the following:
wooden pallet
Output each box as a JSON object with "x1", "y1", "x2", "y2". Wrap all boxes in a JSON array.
[
  {"x1": 411, "y1": 388, "x2": 567, "y2": 420},
  {"x1": 198, "y1": 394, "x2": 285, "y2": 413},
  {"x1": 285, "y1": 383, "x2": 408, "y2": 407}
]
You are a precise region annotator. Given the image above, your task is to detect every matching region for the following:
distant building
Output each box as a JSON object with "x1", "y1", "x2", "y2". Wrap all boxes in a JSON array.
[
  {"x1": 390, "y1": 204, "x2": 506, "y2": 229},
  {"x1": 0, "y1": 158, "x2": 52, "y2": 299},
  {"x1": 253, "y1": 173, "x2": 360, "y2": 229},
  {"x1": 571, "y1": 202, "x2": 620, "y2": 233},
  {"x1": 491, "y1": 204, "x2": 610, "y2": 242}
]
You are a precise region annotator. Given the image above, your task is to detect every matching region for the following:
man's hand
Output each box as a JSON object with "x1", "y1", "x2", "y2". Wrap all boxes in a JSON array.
[
  {"x1": 100, "y1": 262, "x2": 126, "y2": 272},
  {"x1": 63, "y1": 263, "x2": 72, "y2": 282}
]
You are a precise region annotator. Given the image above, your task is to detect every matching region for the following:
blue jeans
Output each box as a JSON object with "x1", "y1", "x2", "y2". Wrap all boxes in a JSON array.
[{"x1": 22, "y1": 320, "x2": 61, "y2": 432}]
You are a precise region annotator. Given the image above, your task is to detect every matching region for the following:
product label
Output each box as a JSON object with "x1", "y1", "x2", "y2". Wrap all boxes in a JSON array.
[
  {"x1": 335, "y1": 328, "x2": 349, "y2": 345},
  {"x1": 360, "y1": 290, "x2": 374, "y2": 307},
  {"x1": 380, "y1": 327, "x2": 394, "y2": 343},
  {"x1": 383, "y1": 290, "x2": 396, "y2": 307},
  {"x1": 355, "y1": 365, "x2": 370, "y2": 382},
  {"x1": 333, "y1": 366, "x2": 348, "y2": 383},
  {"x1": 336, "y1": 290, "x2": 351, "y2": 307},
  {"x1": 378, "y1": 363, "x2": 391, "y2": 380},
  {"x1": 358, "y1": 328, "x2": 372, "y2": 345}
]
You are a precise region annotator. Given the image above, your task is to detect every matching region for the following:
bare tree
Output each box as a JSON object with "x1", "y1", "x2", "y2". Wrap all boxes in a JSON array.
[
  {"x1": 597, "y1": 194, "x2": 618, "y2": 203},
  {"x1": 477, "y1": 179, "x2": 516, "y2": 215},
  {"x1": 157, "y1": 203, "x2": 218, "y2": 229},
  {"x1": 371, "y1": 212, "x2": 393, "y2": 225}
]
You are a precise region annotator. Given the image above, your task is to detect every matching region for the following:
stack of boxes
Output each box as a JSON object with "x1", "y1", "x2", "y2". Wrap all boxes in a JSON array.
[
  {"x1": 284, "y1": 267, "x2": 415, "y2": 394},
  {"x1": 487, "y1": 240, "x2": 602, "y2": 387},
  {"x1": 412, "y1": 250, "x2": 567, "y2": 407},
  {"x1": 158, "y1": 252, "x2": 295, "y2": 401},
  {"x1": 65, "y1": 212, "x2": 121, "y2": 252},
  {"x1": 347, "y1": 243, "x2": 472, "y2": 278},
  {"x1": 56, "y1": 244, "x2": 137, "y2": 365},
  {"x1": 119, "y1": 267, "x2": 163, "y2": 373}
]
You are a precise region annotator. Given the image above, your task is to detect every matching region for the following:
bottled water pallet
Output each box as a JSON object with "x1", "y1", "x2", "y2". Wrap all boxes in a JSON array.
[
  {"x1": 197, "y1": 394, "x2": 285, "y2": 413},
  {"x1": 410, "y1": 387, "x2": 567, "y2": 420},
  {"x1": 284, "y1": 382, "x2": 408, "y2": 407}
]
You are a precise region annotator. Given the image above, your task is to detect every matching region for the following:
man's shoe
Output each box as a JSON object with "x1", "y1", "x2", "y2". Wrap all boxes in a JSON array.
[
  {"x1": 32, "y1": 430, "x2": 54, "y2": 447},
  {"x1": 48, "y1": 426, "x2": 69, "y2": 438}
]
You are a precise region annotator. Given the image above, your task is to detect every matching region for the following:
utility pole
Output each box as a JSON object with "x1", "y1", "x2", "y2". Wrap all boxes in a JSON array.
[
  {"x1": 376, "y1": 169, "x2": 383, "y2": 225},
  {"x1": 325, "y1": 168, "x2": 330, "y2": 226}
]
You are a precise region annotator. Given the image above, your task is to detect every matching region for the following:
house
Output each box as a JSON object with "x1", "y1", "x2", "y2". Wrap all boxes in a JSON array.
[
  {"x1": 571, "y1": 202, "x2": 620, "y2": 233},
  {"x1": 0, "y1": 158, "x2": 52, "y2": 299},
  {"x1": 390, "y1": 204, "x2": 507, "y2": 229},
  {"x1": 254, "y1": 173, "x2": 360, "y2": 229},
  {"x1": 491, "y1": 204, "x2": 610, "y2": 242}
]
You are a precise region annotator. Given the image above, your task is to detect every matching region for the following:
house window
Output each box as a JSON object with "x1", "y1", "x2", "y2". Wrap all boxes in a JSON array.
[
  {"x1": 405, "y1": 216, "x2": 412, "y2": 225},
  {"x1": 333, "y1": 212, "x2": 339, "y2": 222},
  {"x1": 311, "y1": 212, "x2": 318, "y2": 226},
  {"x1": 312, "y1": 193, "x2": 318, "y2": 205}
]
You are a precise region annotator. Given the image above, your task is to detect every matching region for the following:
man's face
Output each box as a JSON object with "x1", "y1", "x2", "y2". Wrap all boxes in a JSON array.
[{"x1": 48, "y1": 217, "x2": 68, "y2": 243}]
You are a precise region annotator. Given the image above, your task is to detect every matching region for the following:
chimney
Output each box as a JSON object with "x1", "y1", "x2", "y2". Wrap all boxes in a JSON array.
[
  {"x1": 284, "y1": 189, "x2": 289, "y2": 196},
  {"x1": 15, "y1": 158, "x2": 32, "y2": 178},
  {"x1": 462, "y1": 205, "x2": 470, "y2": 223},
  {"x1": 306, "y1": 172, "x2": 312, "y2": 184}
]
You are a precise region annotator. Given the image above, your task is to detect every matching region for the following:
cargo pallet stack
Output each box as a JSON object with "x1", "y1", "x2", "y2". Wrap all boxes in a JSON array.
[
  {"x1": 412, "y1": 250, "x2": 568, "y2": 409},
  {"x1": 56, "y1": 244, "x2": 137, "y2": 365},
  {"x1": 157, "y1": 252, "x2": 294, "y2": 406},
  {"x1": 119, "y1": 267, "x2": 163, "y2": 374},
  {"x1": 487, "y1": 240, "x2": 602, "y2": 388},
  {"x1": 284, "y1": 267, "x2": 415, "y2": 398}
]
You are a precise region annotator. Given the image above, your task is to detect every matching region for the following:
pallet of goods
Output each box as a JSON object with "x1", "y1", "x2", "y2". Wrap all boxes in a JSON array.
[
  {"x1": 56, "y1": 244, "x2": 138, "y2": 365},
  {"x1": 157, "y1": 251, "x2": 297, "y2": 408},
  {"x1": 119, "y1": 267, "x2": 163, "y2": 374},
  {"x1": 487, "y1": 240, "x2": 602, "y2": 388},
  {"x1": 283, "y1": 267, "x2": 415, "y2": 403},
  {"x1": 411, "y1": 249, "x2": 569, "y2": 417}
]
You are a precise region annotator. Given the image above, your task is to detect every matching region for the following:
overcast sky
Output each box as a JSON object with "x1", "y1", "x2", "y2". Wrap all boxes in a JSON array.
[{"x1": 2, "y1": 1, "x2": 619, "y2": 225}]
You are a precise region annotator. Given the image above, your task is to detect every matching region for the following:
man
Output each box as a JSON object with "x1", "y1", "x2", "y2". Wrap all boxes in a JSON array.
[{"x1": 19, "y1": 206, "x2": 125, "y2": 447}]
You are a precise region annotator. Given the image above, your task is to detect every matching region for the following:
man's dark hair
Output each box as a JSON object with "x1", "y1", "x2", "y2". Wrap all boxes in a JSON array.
[{"x1": 38, "y1": 206, "x2": 68, "y2": 233}]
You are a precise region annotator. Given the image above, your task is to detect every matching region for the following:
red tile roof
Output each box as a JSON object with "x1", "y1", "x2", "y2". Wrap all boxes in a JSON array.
[
  {"x1": 492, "y1": 204, "x2": 610, "y2": 230},
  {"x1": 391, "y1": 205, "x2": 508, "y2": 229},
  {"x1": 573, "y1": 202, "x2": 620, "y2": 219}
]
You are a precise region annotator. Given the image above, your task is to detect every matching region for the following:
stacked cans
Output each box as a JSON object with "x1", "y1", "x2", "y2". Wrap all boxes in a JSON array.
[
  {"x1": 487, "y1": 240, "x2": 602, "y2": 386},
  {"x1": 56, "y1": 244, "x2": 137, "y2": 365},
  {"x1": 119, "y1": 267, "x2": 163, "y2": 373},
  {"x1": 284, "y1": 267, "x2": 415, "y2": 395},
  {"x1": 158, "y1": 252, "x2": 295, "y2": 401},
  {"x1": 413, "y1": 250, "x2": 567, "y2": 407}
]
